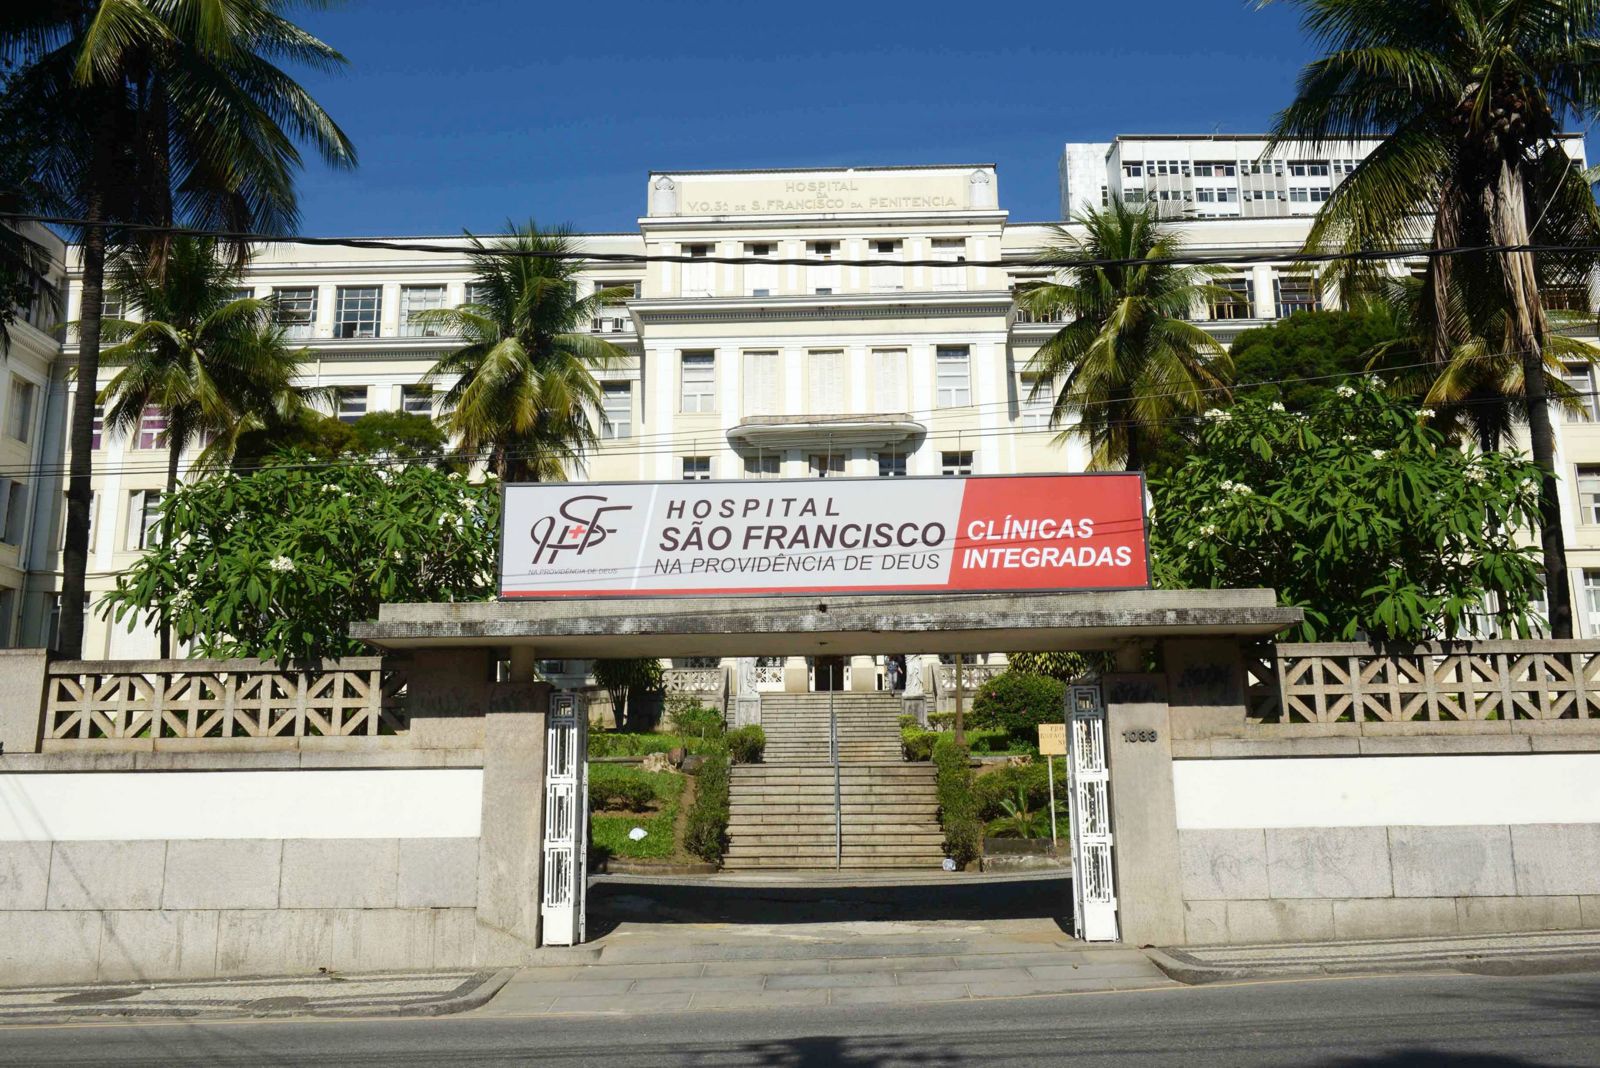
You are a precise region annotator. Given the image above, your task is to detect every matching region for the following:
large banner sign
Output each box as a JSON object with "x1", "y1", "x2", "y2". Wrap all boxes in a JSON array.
[{"x1": 499, "y1": 473, "x2": 1148, "y2": 599}]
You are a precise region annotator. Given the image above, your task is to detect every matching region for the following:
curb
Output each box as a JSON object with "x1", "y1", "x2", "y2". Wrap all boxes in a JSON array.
[{"x1": 1145, "y1": 945, "x2": 1600, "y2": 985}]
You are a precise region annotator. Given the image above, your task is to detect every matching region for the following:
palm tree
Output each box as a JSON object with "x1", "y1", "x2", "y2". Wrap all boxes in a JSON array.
[
  {"x1": 98, "y1": 235, "x2": 312, "y2": 656},
  {"x1": 1015, "y1": 200, "x2": 1232, "y2": 471},
  {"x1": 1266, "y1": 0, "x2": 1600, "y2": 638},
  {"x1": 418, "y1": 223, "x2": 631, "y2": 482},
  {"x1": 2, "y1": 1, "x2": 356, "y2": 657}
]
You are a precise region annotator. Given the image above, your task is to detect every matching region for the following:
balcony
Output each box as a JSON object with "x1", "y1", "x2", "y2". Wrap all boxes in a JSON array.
[{"x1": 727, "y1": 413, "x2": 925, "y2": 450}]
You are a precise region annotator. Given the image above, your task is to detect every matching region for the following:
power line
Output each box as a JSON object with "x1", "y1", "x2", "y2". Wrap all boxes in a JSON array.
[{"x1": 5, "y1": 211, "x2": 1597, "y2": 271}]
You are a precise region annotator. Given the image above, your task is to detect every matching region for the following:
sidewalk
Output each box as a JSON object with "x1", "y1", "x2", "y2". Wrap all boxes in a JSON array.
[{"x1": 1148, "y1": 929, "x2": 1600, "y2": 984}]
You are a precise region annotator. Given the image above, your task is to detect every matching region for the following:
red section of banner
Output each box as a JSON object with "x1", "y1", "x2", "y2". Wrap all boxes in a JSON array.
[{"x1": 945, "y1": 474, "x2": 1148, "y2": 590}]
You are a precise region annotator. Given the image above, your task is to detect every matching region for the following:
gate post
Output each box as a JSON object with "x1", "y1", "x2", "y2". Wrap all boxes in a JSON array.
[
  {"x1": 477, "y1": 677, "x2": 552, "y2": 956},
  {"x1": 1102, "y1": 673, "x2": 1185, "y2": 946},
  {"x1": 541, "y1": 690, "x2": 590, "y2": 945}
]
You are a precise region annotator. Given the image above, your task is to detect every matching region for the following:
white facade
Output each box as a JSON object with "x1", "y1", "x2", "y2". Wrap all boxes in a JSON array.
[{"x1": 13, "y1": 147, "x2": 1600, "y2": 661}]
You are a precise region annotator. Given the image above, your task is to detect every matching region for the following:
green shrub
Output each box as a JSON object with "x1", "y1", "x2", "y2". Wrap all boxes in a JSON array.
[
  {"x1": 969, "y1": 672, "x2": 1066, "y2": 748},
  {"x1": 726, "y1": 724, "x2": 766, "y2": 764},
  {"x1": 588, "y1": 767, "x2": 685, "y2": 859},
  {"x1": 973, "y1": 761, "x2": 1071, "y2": 823},
  {"x1": 985, "y1": 787, "x2": 1052, "y2": 839},
  {"x1": 902, "y1": 727, "x2": 939, "y2": 761},
  {"x1": 668, "y1": 697, "x2": 725, "y2": 742},
  {"x1": 933, "y1": 736, "x2": 980, "y2": 868},
  {"x1": 588, "y1": 731, "x2": 718, "y2": 758},
  {"x1": 683, "y1": 745, "x2": 731, "y2": 863}
]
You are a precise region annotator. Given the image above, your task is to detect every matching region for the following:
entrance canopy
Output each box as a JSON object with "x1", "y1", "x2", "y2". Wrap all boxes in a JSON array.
[{"x1": 351, "y1": 588, "x2": 1302, "y2": 659}]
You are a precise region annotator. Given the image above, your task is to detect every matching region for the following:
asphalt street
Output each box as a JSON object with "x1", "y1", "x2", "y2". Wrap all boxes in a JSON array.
[{"x1": 0, "y1": 968, "x2": 1596, "y2": 1067}]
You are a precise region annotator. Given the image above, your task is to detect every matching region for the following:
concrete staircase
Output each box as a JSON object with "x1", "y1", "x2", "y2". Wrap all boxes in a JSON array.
[{"x1": 724, "y1": 692, "x2": 945, "y2": 870}]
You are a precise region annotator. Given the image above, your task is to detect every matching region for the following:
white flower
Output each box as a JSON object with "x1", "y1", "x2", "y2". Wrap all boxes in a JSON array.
[
  {"x1": 1420, "y1": 408, "x2": 1437, "y2": 419},
  {"x1": 448, "y1": 471, "x2": 463, "y2": 480},
  {"x1": 1268, "y1": 401, "x2": 1286, "y2": 412},
  {"x1": 1463, "y1": 466, "x2": 1487, "y2": 484},
  {"x1": 321, "y1": 483, "x2": 339, "y2": 493},
  {"x1": 1342, "y1": 434, "x2": 1357, "y2": 443},
  {"x1": 1335, "y1": 384, "x2": 1356, "y2": 398},
  {"x1": 268, "y1": 556, "x2": 295, "y2": 573},
  {"x1": 1185, "y1": 540, "x2": 1198, "y2": 550},
  {"x1": 1371, "y1": 449, "x2": 1387, "y2": 460},
  {"x1": 1219, "y1": 479, "x2": 1236, "y2": 492},
  {"x1": 1206, "y1": 408, "x2": 1233, "y2": 423},
  {"x1": 1231, "y1": 483, "x2": 1252, "y2": 496},
  {"x1": 1199, "y1": 523, "x2": 1219, "y2": 537}
]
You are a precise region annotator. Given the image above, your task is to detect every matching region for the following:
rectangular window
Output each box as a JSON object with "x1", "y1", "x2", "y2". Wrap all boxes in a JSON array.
[
  {"x1": 401, "y1": 385, "x2": 434, "y2": 416},
  {"x1": 600, "y1": 381, "x2": 631, "y2": 439},
  {"x1": 744, "y1": 454, "x2": 781, "y2": 479},
  {"x1": 807, "y1": 241, "x2": 839, "y2": 295},
  {"x1": 870, "y1": 240, "x2": 903, "y2": 293},
  {"x1": 1274, "y1": 276, "x2": 1321, "y2": 317},
  {"x1": 681, "y1": 456, "x2": 711, "y2": 481},
  {"x1": 99, "y1": 293, "x2": 124, "y2": 321},
  {"x1": 399, "y1": 285, "x2": 447, "y2": 337},
  {"x1": 90, "y1": 406, "x2": 103, "y2": 451},
  {"x1": 808, "y1": 452, "x2": 843, "y2": 478},
  {"x1": 1122, "y1": 188, "x2": 1146, "y2": 203},
  {"x1": 932, "y1": 238, "x2": 966, "y2": 291},
  {"x1": 1209, "y1": 277, "x2": 1255, "y2": 320},
  {"x1": 1289, "y1": 161, "x2": 1331, "y2": 177},
  {"x1": 682, "y1": 243, "x2": 714, "y2": 297},
  {"x1": 0, "y1": 481, "x2": 25, "y2": 545},
  {"x1": 807, "y1": 350, "x2": 845, "y2": 412},
  {"x1": 271, "y1": 287, "x2": 317, "y2": 339},
  {"x1": 591, "y1": 279, "x2": 639, "y2": 332},
  {"x1": 334, "y1": 286, "x2": 381, "y2": 339},
  {"x1": 465, "y1": 282, "x2": 494, "y2": 308},
  {"x1": 877, "y1": 451, "x2": 907, "y2": 478},
  {"x1": 1019, "y1": 375, "x2": 1054, "y2": 429},
  {"x1": 744, "y1": 245, "x2": 777, "y2": 297},
  {"x1": 1580, "y1": 467, "x2": 1600, "y2": 524},
  {"x1": 336, "y1": 387, "x2": 367, "y2": 424},
  {"x1": 1563, "y1": 364, "x2": 1598, "y2": 420},
  {"x1": 742, "y1": 351, "x2": 780, "y2": 416},
  {"x1": 936, "y1": 346, "x2": 970, "y2": 408},
  {"x1": 136, "y1": 406, "x2": 165, "y2": 450},
  {"x1": 873, "y1": 349, "x2": 908, "y2": 411},
  {"x1": 125, "y1": 489, "x2": 162, "y2": 551},
  {"x1": 680, "y1": 352, "x2": 716, "y2": 413},
  {"x1": 1586, "y1": 570, "x2": 1600, "y2": 635},
  {"x1": 940, "y1": 451, "x2": 974, "y2": 477},
  {"x1": 1122, "y1": 163, "x2": 1143, "y2": 178},
  {"x1": 7, "y1": 378, "x2": 36, "y2": 443}
]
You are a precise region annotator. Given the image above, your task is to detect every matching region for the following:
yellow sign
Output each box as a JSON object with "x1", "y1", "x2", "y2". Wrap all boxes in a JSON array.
[{"x1": 1037, "y1": 722, "x2": 1067, "y2": 756}]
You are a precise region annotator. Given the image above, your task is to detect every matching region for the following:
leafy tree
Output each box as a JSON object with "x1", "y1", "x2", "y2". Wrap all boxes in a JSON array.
[
  {"x1": 0, "y1": 60, "x2": 58, "y2": 353},
  {"x1": 592, "y1": 657, "x2": 665, "y2": 731},
  {"x1": 3, "y1": 1, "x2": 357, "y2": 657},
  {"x1": 969, "y1": 671, "x2": 1067, "y2": 749},
  {"x1": 1015, "y1": 200, "x2": 1232, "y2": 471},
  {"x1": 1003, "y1": 651, "x2": 1113, "y2": 681},
  {"x1": 1229, "y1": 310, "x2": 1404, "y2": 410},
  {"x1": 1268, "y1": 0, "x2": 1600, "y2": 637},
  {"x1": 234, "y1": 409, "x2": 449, "y2": 468},
  {"x1": 417, "y1": 223, "x2": 630, "y2": 481},
  {"x1": 1152, "y1": 383, "x2": 1545, "y2": 643},
  {"x1": 101, "y1": 458, "x2": 496, "y2": 661}
]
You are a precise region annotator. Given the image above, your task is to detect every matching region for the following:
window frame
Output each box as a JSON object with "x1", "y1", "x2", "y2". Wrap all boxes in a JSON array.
[
  {"x1": 680, "y1": 352, "x2": 716, "y2": 414},
  {"x1": 333, "y1": 285, "x2": 382, "y2": 340}
]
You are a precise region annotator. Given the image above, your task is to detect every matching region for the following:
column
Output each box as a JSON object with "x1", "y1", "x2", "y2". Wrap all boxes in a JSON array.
[
  {"x1": 783, "y1": 655, "x2": 810, "y2": 692},
  {"x1": 475, "y1": 674, "x2": 552, "y2": 956},
  {"x1": 1251, "y1": 264, "x2": 1276, "y2": 320},
  {"x1": 1102, "y1": 672, "x2": 1185, "y2": 946},
  {"x1": 848, "y1": 654, "x2": 877, "y2": 692}
]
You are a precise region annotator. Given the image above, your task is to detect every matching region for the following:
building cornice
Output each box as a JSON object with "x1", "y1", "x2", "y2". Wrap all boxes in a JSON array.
[{"x1": 630, "y1": 290, "x2": 1012, "y2": 325}]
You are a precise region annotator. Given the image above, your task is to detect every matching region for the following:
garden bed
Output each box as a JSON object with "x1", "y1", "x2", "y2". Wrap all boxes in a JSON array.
[{"x1": 588, "y1": 764, "x2": 688, "y2": 861}]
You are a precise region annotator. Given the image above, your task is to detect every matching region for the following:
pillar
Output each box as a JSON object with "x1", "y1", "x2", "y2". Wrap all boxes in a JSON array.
[
  {"x1": 0, "y1": 649, "x2": 48, "y2": 754},
  {"x1": 475, "y1": 677, "x2": 552, "y2": 956},
  {"x1": 783, "y1": 655, "x2": 809, "y2": 692},
  {"x1": 1161, "y1": 638, "x2": 1250, "y2": 741},
  {"x1": 1102, "y1": 672, "x2": 1185, "y2": 946},
  {"x1": 848, "y1": 654, "x2": 877, "y2": 692}
]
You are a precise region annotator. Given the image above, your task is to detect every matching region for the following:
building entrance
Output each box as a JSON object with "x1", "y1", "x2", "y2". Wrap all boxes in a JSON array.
[{"x1": 812, "y1": 655, "x2": 846, "y2": 691}]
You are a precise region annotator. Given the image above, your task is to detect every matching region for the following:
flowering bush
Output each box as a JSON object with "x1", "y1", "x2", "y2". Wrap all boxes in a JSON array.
[
  {"x1": 101, "y1": 454, "x2": 499, "y2": 660},
  {"x1": 1152, "y1": 383, "x2": 1546, "y2": 642}
]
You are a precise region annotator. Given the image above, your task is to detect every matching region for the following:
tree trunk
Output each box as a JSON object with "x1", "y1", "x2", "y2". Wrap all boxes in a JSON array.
[
  {"x1": 158, "y1": 435, "x2": 180, "y2": 659},
  {"x1": 1488, "y1": 157, "x2": 1574, "y2": 638}
]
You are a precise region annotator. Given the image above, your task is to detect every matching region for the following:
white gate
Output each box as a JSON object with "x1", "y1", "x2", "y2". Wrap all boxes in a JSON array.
[
  {"x1": 541, "y1": 690, "x2": 588, "y2": 946},
  {"x1": 1067, "y1": 684, "x2": 1118, "y2": 942}
]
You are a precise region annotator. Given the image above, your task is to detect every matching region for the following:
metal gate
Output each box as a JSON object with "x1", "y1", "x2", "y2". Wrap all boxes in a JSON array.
[
  {"x1": 541, "y1": 690, "x2": 588, "y2": 945},
  {"x1": 1067, "y1": 683, "x2": 1118, "y2": 942}
]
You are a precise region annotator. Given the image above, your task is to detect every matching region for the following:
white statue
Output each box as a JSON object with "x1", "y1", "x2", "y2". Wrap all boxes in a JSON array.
[
  {"x1": 904, "y1": 654, "x2": 925, "y2": 697},
  {"x1": 737, "y1": 656, "x2": 758, "y2": 696}
]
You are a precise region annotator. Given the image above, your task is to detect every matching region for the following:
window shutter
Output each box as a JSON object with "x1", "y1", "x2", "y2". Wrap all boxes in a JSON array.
[
  {"x1": 809, "y1": 351, "x2": 844, "y2": 412},
  {"x1": 744, "y1": 352, "x2": 779, "y2": 415},
  {"x1": 874, "y1": 350, "x2": 907, "y2": 411}
]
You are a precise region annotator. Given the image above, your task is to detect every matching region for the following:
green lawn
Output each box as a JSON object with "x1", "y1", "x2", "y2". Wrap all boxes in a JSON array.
[
  {"x1": 589, "y1": 764, "x2": 686, "y2": 860},
  {"x1": 588, "y1": 731, "x2": 721, "y2": 758}
]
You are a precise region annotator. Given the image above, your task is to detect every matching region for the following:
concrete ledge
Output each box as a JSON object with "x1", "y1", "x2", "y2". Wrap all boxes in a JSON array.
[
  {"x1": 1, "y1": 749, "x2": 483, "y2": 772},
  {"x1": 1183, "y1": 894, "x2": 1592, "y2": 944}
]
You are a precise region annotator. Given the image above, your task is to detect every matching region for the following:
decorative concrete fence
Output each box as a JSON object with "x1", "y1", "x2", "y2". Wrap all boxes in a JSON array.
[{"x1": 0, "y1": 647, "x2": 551, "y2": 985}]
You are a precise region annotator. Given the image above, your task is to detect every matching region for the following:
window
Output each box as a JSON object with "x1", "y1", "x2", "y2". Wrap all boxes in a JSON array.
[
  {"x1": 1289, "y1": 161, "x2": 1331, "y2": 177},
  {"x1": 90, "y1": 406, "x2": 103, "y2": 450},
  {"x1": 1332, "y1": 158, "x2": 1359, "y2": 175},
  {"x1": 873, "y1": 349, "x2": 908, "y2": 410},
  {"x1": 1193, "y1": 161, "x2": 1236, "y2": 177},
  {"x1": 1585, "y1": 570, "x2": 1600, "y2": 635},
  {"x1": 682, "y1": 243, "x2": 714, "y2": 297},
  {"x1": 870, "y1": 240, "x2": 903, "y2": 293},
  {"x1": 125, "y1": 489, "x2": 162, "y2": 551},
  {"x1": 877, "y1": 451, "x2": 907, "y2": 477},
  {"x1": 681, "y1": 456, "x2": 711, "y2": 481},
  {"x1": 744, "y1": 245, "x2": 777, "y2": 297},
  {"x1": 465, "y1": 283, "x2": 494, "y2": 308},
  {"x1": 1563, "y1": 364, "x2": 1599, "y2": 420},
  {"x1": 808, "y1": 453, "x2": 843, "y2": 478},
  {"x1": 1019, "y1": 375, "x2": 1054, "y2": 429},
  {"x1": 1209, "y1": 277, "x2": 1255, "y2": 320},
  {"x1": 940, "y1": 451, "x2": 974, "y2": 477},
  {"x1": 595, "y1": 279, "x2": 641, "y2": 300},
  {"x1": 401, "y1": 385, "x2": 434, "y2": 416},
  {"x1": 399, "y1": 285, "x2": 447, "y2": 337},
  {"x1": 334, "y1": 286, "x2": 381, "y2": 339},
  {"x1": 336, "y1": 387, "x2": 367, "y2": 424},
  {"x1": 807, "y1": 241, "x2": 838, "y2": 295},
  {"x1": 1288, "y1": 187, "x2": 1330, "y2": 207},
  {"x1": 932, "y1": 238, "x2": 965, "y2": 291},
  {"x1": 1543, "y1": 286, "x2": 1591, "y2": 312},
  {"x1": 1274, "y1": 276, "x2": 1321, "y2": 317},
  {"x1": 936, "y1": 346, "x2": 970, "y2": 407},
  {"x1": 99, "y1": 293, "x2": 124, "y2": 321},
  {"x1": 807, "y1": 350, "x2": 844, "y2": 412},
  {"x1": 7, "y1": 378, "x2": 36, "y2": 443},
  {"x1": 744, "y1": 454, "x2": 781, "y2": 479},
  {"x1": 0, "y1": 481, "x2": 25, "y2": 545},
  {"x1": 136, "y1": 406, "x2": 165, "y2": 450},
  {"x1": 1122, "y1": 162, "x2": 1143, "y2": 178},
  {"x1": 1122, "y1": 188, "x2": 1146, "y2": 203},
  {"x1": 681, "y1": 352, "x2": 715, "y2": 413},
  {"x1": 1579, "y1": 468, "x2": 1600, "y2": 524},
  {"x1": 600, "y1": 381, "x2": 631, "y2": 439},
  {"x1": 592, "y1": 279, "x2": 639, "y2": 332},
  {"x1": 743, "y1": 351, "x2": 780, "y2": 416},
  {"x1": 271, "y1": 287, "x2": 317, "y2": 339},
  {"x1": 61, "y1": 490, "x2": 99, "y2": 553}
]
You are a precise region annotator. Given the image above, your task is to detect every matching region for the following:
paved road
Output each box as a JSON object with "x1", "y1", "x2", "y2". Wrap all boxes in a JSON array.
[{"x1": 1, "y1": 968, "x2": 1597, "y2": 1067}]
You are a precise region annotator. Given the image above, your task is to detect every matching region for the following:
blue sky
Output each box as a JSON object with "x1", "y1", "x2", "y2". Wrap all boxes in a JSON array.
[{"x1": 288, "y1": 0, "x2": 1324, "y2": 236}]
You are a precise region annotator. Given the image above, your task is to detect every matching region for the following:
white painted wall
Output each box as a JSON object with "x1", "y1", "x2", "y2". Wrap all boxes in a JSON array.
[
  {"x1": 1173, "y1": 753, "x2": 1600, "y2": 830},
  {"x1": 0, "y1": 768, "x2": 483, "y2": 840}
]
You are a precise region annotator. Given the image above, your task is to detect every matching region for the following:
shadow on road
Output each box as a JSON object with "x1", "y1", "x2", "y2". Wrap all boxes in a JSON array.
[{"x1": 587, "y1": 872, "x2": 1072, "y2": 935}]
